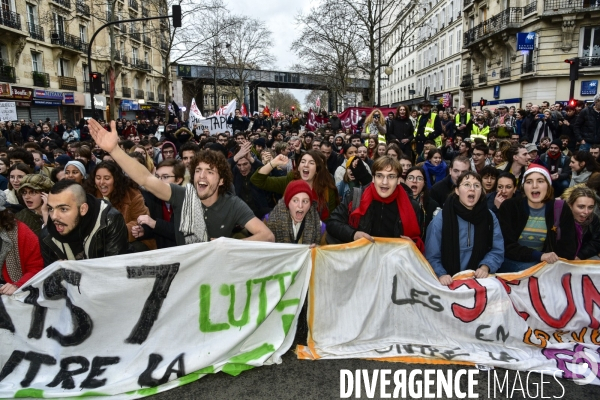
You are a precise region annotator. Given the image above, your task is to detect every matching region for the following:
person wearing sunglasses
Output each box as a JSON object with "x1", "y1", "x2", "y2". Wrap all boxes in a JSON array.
[{"x1": 425, "y1": 171, "x2": 504, "y2": 286}]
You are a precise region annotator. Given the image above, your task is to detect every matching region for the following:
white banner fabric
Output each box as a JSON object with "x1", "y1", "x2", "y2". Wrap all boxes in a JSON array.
[
  {"x1": 0, "y1": 238, "x2": 311, "y2": 398},
  {"x1": 0, "y1": 102, "x2": 17, "y2": 122},
  {"x1": 298, "y1": 238, "x2": 600, "y2": 385},
  {"x1": 189, "y1": 99, "x2": 237, "y2": 136}
]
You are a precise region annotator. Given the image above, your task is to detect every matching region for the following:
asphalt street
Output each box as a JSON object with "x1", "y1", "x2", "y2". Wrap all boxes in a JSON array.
[{"x1": 153, "y1": 349, "x2": 600, "y2": 400}]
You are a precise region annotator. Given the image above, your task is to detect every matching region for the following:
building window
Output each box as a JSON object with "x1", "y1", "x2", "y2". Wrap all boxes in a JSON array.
[
  {"x1": 457, "y1": 30, "x2": 461, "y2": 51},
  {"x1": 83, "y1": 64, "x2": 89, "y2": 82},
  {"x1": 144, "y1": 51, "x2": 149, "y2": 64},
  {"x1": 132, "y1": 47, "x2": 138, "y2": 63},
  {"x1": 581, "y1": 26, "x2": 600, "y2": 64},
  {"x1": 447, "y1": 66, "x2": 452, "y2": 88},
  {"x1": 441, "y1": 38, "x2": 445, "y2": 59},
  {"x1": 31, "y1": 51, "x2": 41, "y2": 72},
  {"x1": 53, "y1": 13, "x2": 65, "y2": 33},
  {"x1": 455, "y1": 64, "x2": 460, "y2": 86},
  {"x1": 448, "y1": 33, "x2": 453, "y2": 56},
  {"x1": 439, "y1": 70, "x2": 444, "y2": 90},
  {"x1": 79, "y1": 25, "x2": 87, "y2": 43},
  {"x1": 58, "y1": 58, "x2": 70, "y2": 77},
  {"x1": 26, "y1": 3, "x2": 37, "y2": 26}
]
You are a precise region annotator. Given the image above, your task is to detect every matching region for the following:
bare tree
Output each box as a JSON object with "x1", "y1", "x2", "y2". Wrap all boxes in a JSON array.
[
  {"x1": 304, "y1": 90, "x2": 328, "y2": 111},
  {"x1": 295, "y1": 0, "x2": 427, "y2": 105},
  {"x1": 270, "y1": 89, "x2": 301, "y2": 114}
]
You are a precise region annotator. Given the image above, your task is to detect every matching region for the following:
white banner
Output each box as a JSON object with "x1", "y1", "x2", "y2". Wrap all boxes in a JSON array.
[
  {"x1": 0, "y1": 238, "x2": 311, "y2": 398},
  {"x1": 298, "y1": 238, "x2": 600, "y2": 386},
  {"x1": 187, "y1": 98, "x2": 204, "y2": 132},
  {"x1": 189, "y1": 99, "x2": 237, "y2": 136},
  {"x1": 0, "y1": 102, "x2": 17, "y2": 122}
]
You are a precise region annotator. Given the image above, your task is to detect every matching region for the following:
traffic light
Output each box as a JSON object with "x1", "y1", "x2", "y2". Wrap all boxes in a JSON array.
[
  {"x1": 90, "y1": 72, "x2": 103, "y2": 93},
  {"x1": 172, "y1": 5, "x2": 181, "y2": 28},
  {"x1": 479, "y1": 98, "x2": 487, "y2": 107},
  {"x1": 291, "y1": 106, "x2": 295, "y2": 112},
  {"x1": 568, "y1": 98, "x2": 577, "y2": 107},
  {"x1": 564, "y1": 58, "x2": 579, "y2": 81}
]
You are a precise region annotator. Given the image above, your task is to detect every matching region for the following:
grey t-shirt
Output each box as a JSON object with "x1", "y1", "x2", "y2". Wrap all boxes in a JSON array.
[{"x1": 169, "y1": 184, "x2": 255, "y2": 245}]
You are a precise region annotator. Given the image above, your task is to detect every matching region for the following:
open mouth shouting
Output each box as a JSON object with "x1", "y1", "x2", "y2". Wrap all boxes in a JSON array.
[
  {"x1": 54, "y1": 221, "x2": 67, "y2": 234},
  {"x1": 301, "y1": 168, "x2": 310, "y2": 180}
]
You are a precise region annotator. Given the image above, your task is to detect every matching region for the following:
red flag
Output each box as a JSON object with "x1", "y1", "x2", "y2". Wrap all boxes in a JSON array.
[
  {"x1": 263, "y1": 105, "x2": 271, "y2": 116},
  {"x1": 273, "y1": 108, "x2": 282, "y2": 118},
  {"x1": 315, "y1": 97, "x2": 321, "y2": 108},
  {"x1": 240, "y1": 103, "x2": 248, "y2": 117},
  {"x1": 306, "y1": 108, "x2": 318, "y2": 131}
]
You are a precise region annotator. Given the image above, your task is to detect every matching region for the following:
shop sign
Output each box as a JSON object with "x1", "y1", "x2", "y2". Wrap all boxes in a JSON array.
[{"x1": 11, "y1": 86, "x2": 33, "y2": 101}]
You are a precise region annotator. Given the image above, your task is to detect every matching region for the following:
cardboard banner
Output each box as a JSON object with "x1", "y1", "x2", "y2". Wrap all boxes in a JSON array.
[
  {"x1": 0, "y1": 238, "x2": 310, "y2": 398},
  {"x1": 0, "y1": 102, "x2": 17, "y2": 122},
  {"x1": 189, "y1": 99, "x2": 237, "y2": 136},
  {"x1": 298, "y1": 239, "x2": 600, "y2": 385}
]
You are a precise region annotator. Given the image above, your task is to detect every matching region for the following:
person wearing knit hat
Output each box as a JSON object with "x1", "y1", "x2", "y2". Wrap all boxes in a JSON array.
[
  {"x1": 497, "y1": 163, "x2": 578, "y2": 272},
  {"x1": 0, "y1": 188, "x2": 44, "y2": 296},
  {"x1": 64, "y1": 160, "x2": 87, "y2": 184},
  {"x1": 15, "y1": 174, "x2": 53, "y2": 236},
  {"x1": 539, "y1": 140, "x2": 571, "y2": 197},
  {"x1": 266, "y1": 180, "x2": 321, "y2": 245},
  {"x1": 54, "y1": 154, "x2": 72, "y2": 168}
]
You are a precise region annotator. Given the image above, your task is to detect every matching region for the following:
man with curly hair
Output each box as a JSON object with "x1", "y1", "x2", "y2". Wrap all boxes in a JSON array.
[{"x1": 87, "y1": 119, "x2": 274, "y2": 245}]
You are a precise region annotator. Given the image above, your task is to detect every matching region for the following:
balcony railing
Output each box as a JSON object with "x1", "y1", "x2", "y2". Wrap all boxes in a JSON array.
[
  {"x1": 50, "y1": 30, "x2": 88, "y2": 52},
  {"x1": 142, "y1": 7, "x2": 149, "y2": 17},
  {"x1": 122, "y1": 87, "x2": 131, "y2": 97},
  {"x1": 134, "y1": 89, "x2": 144, "y2": 99},
  {"x1": 142, "y1": 35, "x2": 151, "y2": 46},
  {"x1": 0, "y1": 65, "x2": 16, "y2": 83},
  {"x1": 544, "y1": 0, "x2": 600, "y2": 11},
  {"x1": 479, "y1": 74, "x2": 488, "y2": 84},
  {"x1": 122, "y1": 55, "x2": 129, "y2": 66},
  {"x1": 521, "y1": 62, "x2": 535, "y2": 74},
  {"x1": 524, "y1": 1, "x2": 537, "y2": 14},
  {"x1": 51, "y1": 0, "x2": 71, "y2": 8},
  {"x1": 160, "y1": 41, "x2": 169, "y2": 51},
  {"x1": 129, "y1": 0, "x2": 138, "y2": 11},
  {"x1": 464, "y1": 0, "x2": 474, "y2": 7},
  {"x1": 133, "y1": 60, "x2": 151, "y2": 72},
  {"x1": 0, "y1": 10, "x2": 22, "y2": 30},
  {"x1": 158, "y1": 93, "x2": 165, "y2": 102},
  {"x1": 464, "y1": 8, "x2": 523, "y2": 47},
  {"x1": 129, "y1": 29, "x2": 141, "y2": 42},
  {"x1": 147, "y1": 92, "x2": 154, "y2": 101},
  {"x1": 58, "y1": 76, "x2": 78, "y2": 90},
  {"x1": 113, "y1": 50, "x2": 122, "y2": 61},
  {"x1": 580, "y1": 57, "x2": 600, "y2": 68},
  {"x1": 27, "y1": 22, "x2": 44, "y2": 41},
  {"x1": 500, "y1": 67, "x2": 511, "y2": 79},
  {"x1": 460, "y1": 73, "x2": 474, "y2": 87},
  {"x1": 32, "y1": 71, "x2": 50, "y2": 87},
  {"x1": 76, "y1": 1, "x2": 90, "y2": 16}
]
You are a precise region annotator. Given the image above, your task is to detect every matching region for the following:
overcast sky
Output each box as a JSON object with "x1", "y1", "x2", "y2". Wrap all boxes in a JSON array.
[{"x1": 229, "y1": 0, "x2": 314, "y2": 108}]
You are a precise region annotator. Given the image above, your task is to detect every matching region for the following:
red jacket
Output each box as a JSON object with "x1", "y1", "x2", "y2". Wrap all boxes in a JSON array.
[{"x1": 2, "y1": 221, "x2": 44, "y2": 287}]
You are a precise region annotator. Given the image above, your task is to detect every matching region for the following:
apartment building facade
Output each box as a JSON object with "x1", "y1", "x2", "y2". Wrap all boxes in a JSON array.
[
  {"x1": 0, "y1": 0, "x2": 170, "y2": 124},
  {"x1": 460, "y1": 0, "x2": 600, "y2": 110}
]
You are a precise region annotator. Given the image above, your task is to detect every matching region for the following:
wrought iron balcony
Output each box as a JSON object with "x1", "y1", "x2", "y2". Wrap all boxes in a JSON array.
[
  {"x1": 27, "y1": 22, "x2": 44, "y2": 41},
  {"x1": 122, "y1": 55, "x2": 129, "y2": 66},
  {"x1": 129, "y1": 29, "x2": 141, "y2": 42},
  {"x1": 524, "y1": 1, "x2": 537, "y2": 14},
  {"x1": 76, "y1": 1, "x2": 90, "y2": 16},
  {"x1": 132, "y1": 60, "x2": 151, "y2": 72},
  {"x1": 500, "y1": 67, "x2": 511, "y2": 79},
  {"x1": 460, "y1": 73, "x2": 474, "y2": 88},
  {"x1": 160, "y1": 40, "x2": 169, "y2": 51},
  {"x1": 463, "y1": 8, "x2": 523, "y2": 47},
  {"x1": 464, "y1": 0, "x2": 474, "y2": 8},
  {"x1": 134, "y1": 89, "x2": 144, "y2": 99},
  {"x1": 479, "y1": 74, "x2": 488, "y2": 84},
  {"x1": 129, "y1": 0, "x2": 138, "y2": 11},
  {"x1": 58, "y1": 76, "x2": 78, "y2": 90},
  {"x1": 0, "y1": 65, "x2": 16, "y2": 83},
  {"x1": 521, "y1": 62, "x2": 535, "y2": 74},
  {"x1": 122, "y1": 87, "x2": 131, "y2": 97},
  {"x1": 50, "y1": 30, "x2": 88, "y2": 52},
  {"x1": 32, "y1": 71, "x2": 50, "y2": 87},
  {"x1": 579, "y1": 57, "x2": 600, "y2": 68},
  {"x1": 142, "y1": 35, "x2": 151, "y2": 46},
  {"x1": 158, "y1": 93, "x2": 165, "y2": 102},
  {"x1": 544, "y1": 0, "x2": 600, "y2": 11},
  {"x1": 147, "y1": 92, "x2": 154, "y2": 101},
  {"x1": 113, "y1": 50, "x2": 122, "y2": 61},
  {"x1": 0, "y1": 10, "x2": 22, "y2": 31},
  {"x1": 51, "y1": 0, "x2": 71, "y2": 8}
]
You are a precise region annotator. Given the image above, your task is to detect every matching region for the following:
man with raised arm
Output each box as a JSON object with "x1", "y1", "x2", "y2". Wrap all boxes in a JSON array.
[{"x1": 88, "y1": 119, "x2": 274, "y2": 244}]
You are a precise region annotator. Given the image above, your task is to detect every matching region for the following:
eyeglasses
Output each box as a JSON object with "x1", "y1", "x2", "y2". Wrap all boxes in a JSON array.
[
  {"x1": 375, "y1": 173, "x2": 398, "y2": 181},
  {"x1": 406, "y1": 175, "x2": 424, "y2": 182},
  {"x1": 155, "y1": 175, "x2": 175, "y2": 180},
  {"x1": 163, "y1": 150, "x2": 174, "y2": 155},
  {"x1": 460, "y1": 182, "x2": 482, "y2": 190}
]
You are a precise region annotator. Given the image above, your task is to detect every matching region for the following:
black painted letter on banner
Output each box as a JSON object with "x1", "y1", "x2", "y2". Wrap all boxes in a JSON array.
[
  {"x1": 0, "y1": 294, "x2": 15, "y2": 333},
  {"x1": 125, "y1": 263, "x2": 180, "y2": 344},
  {"x1": 80, "y1": 356, "x2": 120, "y2": 389},
  {"x1": 22, "y1": 286, "x2": 48, "y2": 339},
  {"x1": 46, "y1": 356, "x2": 90, "y2": 389}
]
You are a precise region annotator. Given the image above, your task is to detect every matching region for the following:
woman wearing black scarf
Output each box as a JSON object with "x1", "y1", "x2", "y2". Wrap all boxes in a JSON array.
[{"x1": 425, "y1": 172, "x2": 504, "y2": 285}]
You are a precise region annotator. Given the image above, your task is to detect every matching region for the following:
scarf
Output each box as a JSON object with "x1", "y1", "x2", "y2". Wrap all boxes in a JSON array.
[
  {"x1": 266, "y1": 199, "x2": 321, "y2": 244},
  {"x1": 441, "y1": 195, "x2": 494, "y2": 277},
  {"x1": 0, "y1": 225, "x2": 22, "y2": 283},
  {"x1": 422, "y1": 160, "x2": 448, "y2": 189},
  {"x1": 575, "y1": 215, "x2": 593, "y2": 258},
  {"x1": 47, "y1": 194, "x2": 99, "y2": 246},
  {"x1": 570, "y1": 170, "x2": 592, "y2": 187},
  {"x1": 348, "y1": 184, "x2": 424, "y2": 252},
  {"x1": 180, "y1": 183, "x2": 207, "y2": 244},
  {"x1": 531, "y1": 121, "x2": 553, "y2": 144}
]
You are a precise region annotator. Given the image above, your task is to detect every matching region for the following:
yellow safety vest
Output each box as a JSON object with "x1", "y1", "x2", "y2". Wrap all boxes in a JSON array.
[
  {"x1": 366, "y1": 124, "x2": 386, "y2": 143},
  {"x1": 455, "y1": 112, "x2": 471, "y2": 126},
  {"x1": 471, "y1": 124, "x2": 489, "y2": 141},
  {"x1": 418, "y1": 113, "x2": 441, "y2": 147}
]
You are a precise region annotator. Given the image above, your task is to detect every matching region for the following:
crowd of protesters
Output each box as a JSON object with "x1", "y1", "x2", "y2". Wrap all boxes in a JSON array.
[{"x1": 1, "y1": 93, "x2": 600, "y2": 299}]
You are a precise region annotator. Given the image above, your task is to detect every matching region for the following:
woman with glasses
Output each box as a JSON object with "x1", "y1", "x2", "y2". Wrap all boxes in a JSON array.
[
  {"x1": 362, "y1": 108, "x2": 387, "y2": 142},
  {"x1": 405, "y1": 166, "x2": 439, "y2": 238},
  {"x1": 425, "y1": 171, "x2": 504, "y2": 286}
]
